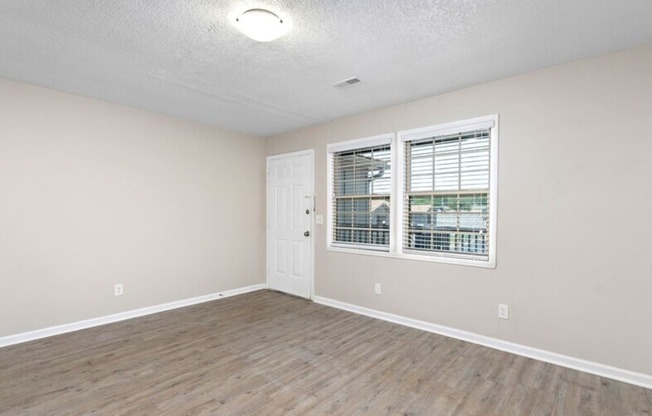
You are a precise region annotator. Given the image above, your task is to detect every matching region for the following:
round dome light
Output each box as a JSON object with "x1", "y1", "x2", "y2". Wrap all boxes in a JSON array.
[{"x1": 235, "y1": 9, "x2": 288, "y2": 42}]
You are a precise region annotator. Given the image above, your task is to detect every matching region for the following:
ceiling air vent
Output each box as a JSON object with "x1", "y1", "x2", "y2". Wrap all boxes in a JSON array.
[{"x1": 332, "y1": 77, "x2": 361, "y2": 88}]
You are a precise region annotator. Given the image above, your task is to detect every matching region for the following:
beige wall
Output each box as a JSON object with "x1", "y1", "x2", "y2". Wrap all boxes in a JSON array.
[
  {"x1": 0, "y1": 79, "x2": 266, "y2": 337},
  {"x1": 266, "y1": 44, "x2": 652, "y2": 375}
]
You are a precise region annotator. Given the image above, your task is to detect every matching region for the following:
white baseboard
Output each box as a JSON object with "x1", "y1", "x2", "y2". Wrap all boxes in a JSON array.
[
  {"x1": 313, "y1": 296, "x2": 652, "y2": 389},
  {"x1": 0, "y1": 283, "x2": 267, "y2": 348}
]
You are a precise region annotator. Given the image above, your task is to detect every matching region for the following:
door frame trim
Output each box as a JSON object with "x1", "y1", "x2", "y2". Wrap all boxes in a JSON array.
[{"x1": 266, "y1": 149, "x2": 315, "y2": 299}]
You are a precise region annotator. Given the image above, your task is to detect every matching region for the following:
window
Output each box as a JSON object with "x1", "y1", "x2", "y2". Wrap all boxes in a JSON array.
[
  {"x1": 402, "y1": 125, "x2": 492, "y2": 260},
  {"x1": 327, "y1": 116, "x2": 497, "y2": 268},
  {"x1": 328, "y1": 135, "x2": 393, "y2": 250}
]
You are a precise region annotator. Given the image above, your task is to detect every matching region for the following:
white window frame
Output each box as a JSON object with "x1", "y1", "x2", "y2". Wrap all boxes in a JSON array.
[
  {"x1": 327, "y1": 133, "x2": 396, "y2": 252},
  {"x1": 326, "y1": 115, "x2": 498, "y2": 269},
  {"x1": 397, "y1": 115, "x2": 498, "y2": 268}
]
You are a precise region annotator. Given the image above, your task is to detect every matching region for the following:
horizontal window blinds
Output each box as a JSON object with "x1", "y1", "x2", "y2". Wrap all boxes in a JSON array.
[
  {"x1": 332, "y1": 144, "x2": 392, "y2": 248},
  {"x1": 404, "y1": 129, "x2": 491, "y2": 259}
]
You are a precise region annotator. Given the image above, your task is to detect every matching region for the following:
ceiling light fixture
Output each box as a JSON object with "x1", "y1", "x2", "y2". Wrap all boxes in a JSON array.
[{"x1": 235, "y1": 9, "x2": 288, "y2": 42}]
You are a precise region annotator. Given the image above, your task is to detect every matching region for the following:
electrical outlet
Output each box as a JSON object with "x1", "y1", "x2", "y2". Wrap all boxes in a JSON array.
[
  {"x1": 498, "y1": 304, "x2": 509, "y2": 320},
  {"x1": 374, "y1": 283, "x2": 382, "y2": 295},
  {"x1": 114, "y1": 283, "x2": 124, "y2": 297}
]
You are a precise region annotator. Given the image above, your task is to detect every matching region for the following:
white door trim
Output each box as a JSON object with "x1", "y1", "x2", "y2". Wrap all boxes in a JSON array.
[{"x1": 266, "y1": 149, "x2": 315, "y2": 299}]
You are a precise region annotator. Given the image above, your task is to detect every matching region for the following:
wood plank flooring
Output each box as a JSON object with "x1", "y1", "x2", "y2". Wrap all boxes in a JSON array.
[{"x1": 0, "y1": 290, "x2": 650, "y2": 415}]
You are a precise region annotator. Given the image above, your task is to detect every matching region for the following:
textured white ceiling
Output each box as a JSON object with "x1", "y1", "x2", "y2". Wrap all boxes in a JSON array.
[{"x1": 1, "y1": 1, "x2": 652, "y2": 137}]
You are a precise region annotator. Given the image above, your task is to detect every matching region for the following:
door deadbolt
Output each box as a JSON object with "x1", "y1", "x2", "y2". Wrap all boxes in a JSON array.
[
  {"x1": 305, "y1": 209, "x2": 310, "y2": 215},
  {"x1": 304, "y1": 231, "x2": 310, "y2": 237}
]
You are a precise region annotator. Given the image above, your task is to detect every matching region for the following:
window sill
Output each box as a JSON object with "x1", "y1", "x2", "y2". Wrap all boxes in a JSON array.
[{"x1": 326, "y1": 245, "x2": 496, "y2": 269}]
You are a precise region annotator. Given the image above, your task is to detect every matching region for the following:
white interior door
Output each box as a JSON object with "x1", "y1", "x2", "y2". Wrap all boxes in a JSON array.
[{"x1": 267, "y1": 151, "x2": 313, "y2": 299}]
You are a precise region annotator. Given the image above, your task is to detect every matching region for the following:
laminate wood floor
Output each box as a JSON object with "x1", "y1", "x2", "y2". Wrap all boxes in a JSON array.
[{"x1": 0, "y1": 290, "x2": 650, "y2": 415}]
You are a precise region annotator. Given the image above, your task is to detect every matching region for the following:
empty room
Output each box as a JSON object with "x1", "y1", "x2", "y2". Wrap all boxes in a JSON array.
[{"x1": 1, "y1": 1, "x2": 651, "y2": 415}]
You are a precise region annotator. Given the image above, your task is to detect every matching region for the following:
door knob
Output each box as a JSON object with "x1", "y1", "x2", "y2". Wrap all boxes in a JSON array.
[{"x1": 304, "y1": 231, "x2": 310, "y2": 237}]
